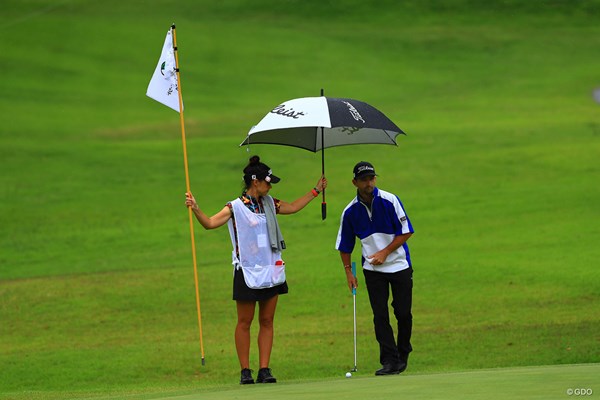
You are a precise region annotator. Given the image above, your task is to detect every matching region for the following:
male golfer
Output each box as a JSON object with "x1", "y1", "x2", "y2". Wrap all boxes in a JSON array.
[{"x1": 335, "y1": 161, "x2": 414, "y2": 375}]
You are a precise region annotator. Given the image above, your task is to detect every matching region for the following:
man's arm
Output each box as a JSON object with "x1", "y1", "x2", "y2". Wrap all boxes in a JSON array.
[
  {"x1": 339, "y1": 251, "x2": 357, "y2": 292},
  {"x1": 366, "y1": 232, "x2": 412, "y2": 265}
]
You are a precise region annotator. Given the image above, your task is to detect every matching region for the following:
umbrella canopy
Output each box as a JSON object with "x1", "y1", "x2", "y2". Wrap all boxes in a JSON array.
[
  {"x1": 241, "y1": 96, "x2": 405, "y2": 151},
  {"x1": 241, "y1": 95, "x2": 405, "y2": 219}
]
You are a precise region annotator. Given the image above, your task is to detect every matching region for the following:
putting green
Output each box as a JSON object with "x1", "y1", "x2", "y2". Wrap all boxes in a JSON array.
[{"x1": 150, "y1": 363, "x2": 598, "y2": 400}]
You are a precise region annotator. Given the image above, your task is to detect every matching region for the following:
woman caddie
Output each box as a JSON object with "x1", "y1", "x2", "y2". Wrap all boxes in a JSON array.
[{"x1": 185, "y1": 155, "x2": 327, "y2": 384}]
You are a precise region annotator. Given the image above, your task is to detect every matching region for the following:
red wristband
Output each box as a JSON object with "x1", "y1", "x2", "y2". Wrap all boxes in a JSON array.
[{"x1": 311, "y1": 189, "x2": 319, "y2": 197}]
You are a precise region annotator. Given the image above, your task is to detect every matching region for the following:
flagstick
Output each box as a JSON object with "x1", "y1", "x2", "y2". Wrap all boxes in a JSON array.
[{"x1": 172, "y1": 24, "x2": 206, "y2": 366}]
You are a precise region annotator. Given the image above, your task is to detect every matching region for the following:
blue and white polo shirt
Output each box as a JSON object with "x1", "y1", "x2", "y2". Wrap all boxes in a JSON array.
[{"x1": 336, "y1": 187, "x2": 414, "y2": 273}]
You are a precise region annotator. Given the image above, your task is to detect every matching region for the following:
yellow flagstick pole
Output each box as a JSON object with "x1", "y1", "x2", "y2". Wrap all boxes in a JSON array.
[{"x1": 171, "y1": 23, "x2": 206, "y2": 366}]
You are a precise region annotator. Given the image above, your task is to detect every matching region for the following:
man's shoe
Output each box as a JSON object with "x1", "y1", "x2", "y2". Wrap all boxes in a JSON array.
[
  {"x1": 256, "y1": 367, "x2": 277, "y2": 383},
  {"x1": 240, "y1": 368, "x2": 254, "y2": 384},
  {"x1": 398, "y1": 360, "x2": 408, "y2": 373},
  {"x1": 375, "y1": 363, "x2": 402, "y2": 376},
  {"x1": 399, "y1": 353, "x2": 409, "y2": 372}
]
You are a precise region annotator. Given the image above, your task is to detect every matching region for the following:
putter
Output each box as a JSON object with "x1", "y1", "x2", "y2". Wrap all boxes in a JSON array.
[{"x1": 351, "y1": 261, "x2": 358, "y2": 372}]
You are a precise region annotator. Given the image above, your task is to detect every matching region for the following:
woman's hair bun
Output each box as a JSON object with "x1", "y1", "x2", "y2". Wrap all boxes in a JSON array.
[{"x1": 249, "y1": 155, "x2": 260, "y2": 165}]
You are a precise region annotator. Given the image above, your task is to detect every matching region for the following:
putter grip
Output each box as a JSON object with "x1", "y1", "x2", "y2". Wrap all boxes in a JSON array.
[
  {"x1": 321, "y1": 202, "x2": 326, "y2": 220},
  {"x1": 351, "y1": 261, "x2": 356, "y2": 295}
]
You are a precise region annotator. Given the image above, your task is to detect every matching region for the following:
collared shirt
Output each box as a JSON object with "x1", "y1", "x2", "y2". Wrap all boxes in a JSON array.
[
  {"x1": 336, "y1": 187, "x2": 414, "y2": 273},
  {"x1": 227, "y1": 192, "x2": 281, "y2": 215}
]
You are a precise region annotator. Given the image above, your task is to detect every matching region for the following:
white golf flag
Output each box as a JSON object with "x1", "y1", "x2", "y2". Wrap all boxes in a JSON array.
[{"x1": 146, "y1": 28, "x2": 183, "y2": 112}]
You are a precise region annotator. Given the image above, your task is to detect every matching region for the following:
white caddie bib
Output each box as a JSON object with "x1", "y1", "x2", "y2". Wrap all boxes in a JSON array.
[{"x1": 228, "y1": 198, "x2": 286, "y2": 289}]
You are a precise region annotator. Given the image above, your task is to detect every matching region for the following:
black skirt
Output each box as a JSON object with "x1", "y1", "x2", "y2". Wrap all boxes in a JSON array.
[{"x1": 232, "y1": 268, "x2": 289, "y2": 301}]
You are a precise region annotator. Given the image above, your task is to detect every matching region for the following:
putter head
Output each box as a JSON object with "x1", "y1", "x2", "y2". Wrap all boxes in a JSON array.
[{"x1": 351, "y1": 367, "x2": 358, "y2": 372}]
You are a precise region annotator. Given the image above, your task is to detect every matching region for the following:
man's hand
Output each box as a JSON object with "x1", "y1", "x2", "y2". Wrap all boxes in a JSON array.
[
  {"x1": 346, "y1": 271, "x2": 358, "y2": 293},
  {"x1": 367, "y1": 249, "x2": 390, "y2": 266}
]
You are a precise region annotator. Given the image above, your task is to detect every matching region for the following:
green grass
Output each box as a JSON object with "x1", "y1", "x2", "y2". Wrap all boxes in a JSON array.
[
  {"x1": 4, "y1": 364, "x2": 599, "y2": 400},
  {"x1": 1, "y1": 0, "x2": 600, "y2": 399},
  {"x1": 152, "y1": 364, "x2": 600, "y2": 400}
]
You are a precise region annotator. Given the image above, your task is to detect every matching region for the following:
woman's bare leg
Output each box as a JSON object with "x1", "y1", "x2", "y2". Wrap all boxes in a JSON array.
[
  {"x1": 235, "y1": 300, "x2": 256, "y2": 369},
  {"x1": 257, "y1": 295, "x2": 278, "y2": 368}
]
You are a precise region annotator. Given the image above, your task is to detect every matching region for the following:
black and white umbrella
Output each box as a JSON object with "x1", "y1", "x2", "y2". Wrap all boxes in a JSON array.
[{"x1": 240, "y1": 95, "x2": 406, "y2": 219}]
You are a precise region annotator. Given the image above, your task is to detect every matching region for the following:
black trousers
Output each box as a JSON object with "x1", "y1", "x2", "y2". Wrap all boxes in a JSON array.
[{"x1": 363, "y1": 267, "x2": 413, "y2": 366}]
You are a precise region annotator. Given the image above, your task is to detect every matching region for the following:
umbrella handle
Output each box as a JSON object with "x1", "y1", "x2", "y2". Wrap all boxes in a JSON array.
[
  {"x1": 320, "y1": 150, "x2": 326, "y2": 220},
  {"x1": 320, "y1": 89, "x2": 326, "y2": 221}
]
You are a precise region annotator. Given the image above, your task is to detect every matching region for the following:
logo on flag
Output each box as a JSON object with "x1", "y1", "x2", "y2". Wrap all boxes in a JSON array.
[{"x1": 146, "y1": 28, "x2": 183, "y2": 112}]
